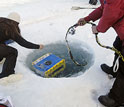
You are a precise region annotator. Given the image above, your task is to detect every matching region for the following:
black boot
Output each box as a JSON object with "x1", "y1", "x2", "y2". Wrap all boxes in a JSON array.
[
  {"x1": 101, "y1": 64, "x2": 117, "y2": 78},
  {"x1": 98, "y1": 95, "x2": 120, "y2": 107},
  {"x1": 101, "y1": 54, "x2": 119, "y2": 78}
]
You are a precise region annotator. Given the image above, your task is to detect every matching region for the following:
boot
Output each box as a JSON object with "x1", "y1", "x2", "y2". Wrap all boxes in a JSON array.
[
  {"x1": 101, "y1": 64, "x2": 117, "y2": 78},
  {"x1": 98, "y1": 95, "x2": 120, "y2": 107},
  {"x1": 101, "y1": 54, "x2": 119, "y2": 78}
]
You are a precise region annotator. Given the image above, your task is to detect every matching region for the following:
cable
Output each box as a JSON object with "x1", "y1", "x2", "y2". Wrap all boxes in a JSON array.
[
  {"x1": 88, "y1": 22, "x2": 124, "y2": 62},
  {"x1": 65, "y1": 24, "x2": 87, "y2": 66}
]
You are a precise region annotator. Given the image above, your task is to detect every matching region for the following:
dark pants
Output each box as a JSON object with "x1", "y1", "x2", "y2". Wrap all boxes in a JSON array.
[
  {"x1": 109, "y1": 36, "x2": 124, "y2": 104},
  {"x1": 0, "y1": 44, "x2": 18, "y2": 78}
]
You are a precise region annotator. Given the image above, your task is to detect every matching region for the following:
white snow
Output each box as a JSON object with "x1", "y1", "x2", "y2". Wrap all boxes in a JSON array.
[{"x1": 0, "y1": 0, "x2": 117, "y2": 107}]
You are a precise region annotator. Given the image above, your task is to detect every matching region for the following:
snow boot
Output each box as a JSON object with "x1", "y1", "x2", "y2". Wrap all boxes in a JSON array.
[
  {"x1": 101, "y1": 54, "x2": 119, "y2": 78},
  {"x1": 101, "y1": 64, "x2": 117, "y2": 78},
  {"x1": 98, "y1": 95, "x2": 120, "y2": 107}
]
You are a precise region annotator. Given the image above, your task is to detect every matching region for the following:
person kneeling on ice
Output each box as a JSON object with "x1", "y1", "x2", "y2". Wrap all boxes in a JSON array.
[
  {"x1": 0, "y1": 12, "x2": 44, "y2": 79},
  {"x1": 77, "y1": 0, "x2": 124, "y2": 107}
]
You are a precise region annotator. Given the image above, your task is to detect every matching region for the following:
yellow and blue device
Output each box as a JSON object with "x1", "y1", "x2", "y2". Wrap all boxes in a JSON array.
[{"x1": 32, "y1": 53, "x2": 65, "y2": 77}]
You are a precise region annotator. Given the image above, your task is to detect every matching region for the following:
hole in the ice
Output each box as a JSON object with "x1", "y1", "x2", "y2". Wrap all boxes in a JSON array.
[{"x1": 26, "y1": 40, "x2": 94, "y2": 78}]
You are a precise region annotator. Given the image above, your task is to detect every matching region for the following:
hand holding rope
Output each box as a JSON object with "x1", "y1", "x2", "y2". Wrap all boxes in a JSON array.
[
  {"x1": 87, "y1": 22, "x2": 124, "y2": 62},
  {"x1": 65, "y1": 22, "x2": 124, "y2": 67}
]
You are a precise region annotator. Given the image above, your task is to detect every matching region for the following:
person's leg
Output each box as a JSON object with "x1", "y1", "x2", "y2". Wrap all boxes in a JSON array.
[
  {"x1": 0, "y1": 44, "x2": 18, "y2": 78},
  {"x1": 109, "y1": 72, "x2": 124, "y2": 103},
  {"x1": 108, "y1": 47, "x2": 124, "y2": 104},
  {"x1": 101, "y1": 36, "x2": 122, "y2": 77},
  {"x1": 98, "y1": 68, "x2": 124, "y2": 106},
  {"x1": 98, "y1": 43, "x2": 124, "y2": 106}
]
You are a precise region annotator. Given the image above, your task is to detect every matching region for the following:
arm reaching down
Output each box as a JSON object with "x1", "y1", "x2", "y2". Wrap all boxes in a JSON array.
[{"x1": 13, "y1": 35, "x2": 42, "y2": 49}]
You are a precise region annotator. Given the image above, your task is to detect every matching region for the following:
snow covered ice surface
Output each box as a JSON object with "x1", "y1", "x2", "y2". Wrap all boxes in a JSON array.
[{"x1": 0, "y1": 0, "x2": 117, "y2": 107}]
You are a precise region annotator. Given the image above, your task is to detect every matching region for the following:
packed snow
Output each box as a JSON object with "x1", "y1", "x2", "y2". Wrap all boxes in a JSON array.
[{"x1": 0, "y1": 0, "x2": 118, "y2": 107}]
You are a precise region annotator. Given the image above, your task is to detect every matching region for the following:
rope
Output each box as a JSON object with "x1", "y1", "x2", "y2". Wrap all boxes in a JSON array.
[
  {"x1": 65, "y1": 22, "x2": 124, "y2": 67},
  {"x1": 87, "y1": 22, "x2": 124, "y2": 62},
  {"x1": 65, "y1": 24, "x2": 87, "y2": 66},
  {"x1": 113, "y1": 56, "x2": 120, "y2": 73}
]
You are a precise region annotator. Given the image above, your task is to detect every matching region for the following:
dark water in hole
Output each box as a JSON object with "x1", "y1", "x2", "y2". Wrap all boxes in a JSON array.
[{"x1": 25, "y1": 41, "x2": 94, "y2": 77}]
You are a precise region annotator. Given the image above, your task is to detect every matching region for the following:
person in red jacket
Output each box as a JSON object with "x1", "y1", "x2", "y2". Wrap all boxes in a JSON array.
[{"x1": 77, "y1": 0, "x2": 124, "y2": 106}]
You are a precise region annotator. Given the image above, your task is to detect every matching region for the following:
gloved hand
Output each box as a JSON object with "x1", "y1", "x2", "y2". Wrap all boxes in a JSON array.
[
  {"x1": 77, "y1": 18, "x2": 87, "y2": 26},
  {"x1": 92, "y1": 25, "x2": 98, "y2": 34},
  {"x1": 39, "y1": 44, "x2": 44, "y2": 49}
]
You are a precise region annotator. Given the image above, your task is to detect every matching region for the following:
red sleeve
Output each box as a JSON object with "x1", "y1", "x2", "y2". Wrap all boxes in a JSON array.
[
  {"x1": 97, "y1": 0, "x2": 124, "y2": 33},
  {"x1": 84, "y1": 5, "x2": 103, "y2": 22}
]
